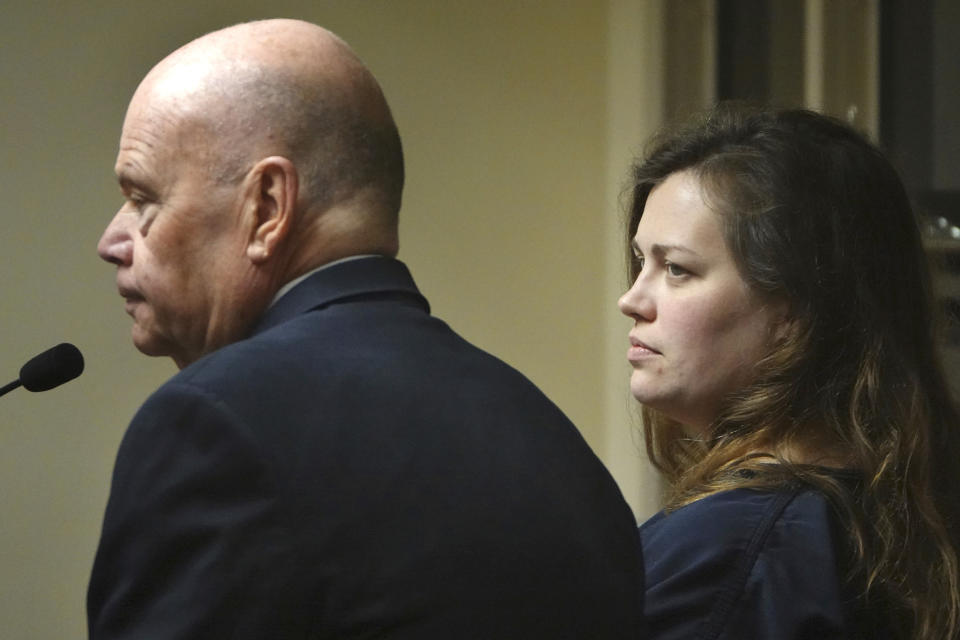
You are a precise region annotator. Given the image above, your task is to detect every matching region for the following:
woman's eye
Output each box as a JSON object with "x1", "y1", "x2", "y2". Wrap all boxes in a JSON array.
[
  {"x1": 665, "y1": 261, "x2": 689, "y2": 277},
  {"x1": 632, "y1": 254, "x2": 645, "y2": 271}
]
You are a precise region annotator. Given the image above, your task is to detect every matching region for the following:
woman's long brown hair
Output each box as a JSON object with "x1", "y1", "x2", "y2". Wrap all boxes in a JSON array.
[{"x1": 628, "y1": 104, "x2": 960, "y2": 640}]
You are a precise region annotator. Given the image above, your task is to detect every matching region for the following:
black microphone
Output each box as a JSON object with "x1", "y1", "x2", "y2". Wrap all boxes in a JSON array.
[{"x1": 0, "y1": 343, "x2": 85, "y2": 398}]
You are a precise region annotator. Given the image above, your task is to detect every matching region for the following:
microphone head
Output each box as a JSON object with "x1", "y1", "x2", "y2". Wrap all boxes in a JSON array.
[{"x1": 19, "y1": 343, "x2": 85, "y2": 392}]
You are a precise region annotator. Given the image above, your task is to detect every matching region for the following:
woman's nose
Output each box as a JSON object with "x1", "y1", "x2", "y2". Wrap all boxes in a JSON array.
[{"x1": 618, "y1": 274, "x2": 656, "y2": 321}]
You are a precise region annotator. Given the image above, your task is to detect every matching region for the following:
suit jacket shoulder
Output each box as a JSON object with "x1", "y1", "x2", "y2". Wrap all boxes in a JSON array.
[{"x1": 90, "y1": 256, "x2": 645, "y2": 639}]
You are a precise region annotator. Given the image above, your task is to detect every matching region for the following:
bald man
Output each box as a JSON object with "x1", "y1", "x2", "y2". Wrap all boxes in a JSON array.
[{"x1": 89, "y1": 19, "x2": 644, "y2": 639}]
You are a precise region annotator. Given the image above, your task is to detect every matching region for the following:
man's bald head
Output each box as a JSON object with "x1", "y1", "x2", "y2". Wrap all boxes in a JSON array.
[
  {"x1": 134, "y1": 19, "x2": 404, "y2": 228},
  {"x1": 99, "y1": 21, "x2": 404, "y2": 367}
]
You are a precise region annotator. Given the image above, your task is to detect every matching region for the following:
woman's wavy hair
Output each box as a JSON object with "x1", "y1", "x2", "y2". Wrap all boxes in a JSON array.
[{"x1": 627, "y1": 103, "x2": 960, "y2": 640}]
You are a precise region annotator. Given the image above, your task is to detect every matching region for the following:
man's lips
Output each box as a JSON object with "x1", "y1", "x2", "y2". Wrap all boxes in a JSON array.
[
  {"x1": 117, "y1": 282, "x2": 141, "y2": 300},
  {"x1": 117, "y1": 285, "x2": 144, "y2": 314}
]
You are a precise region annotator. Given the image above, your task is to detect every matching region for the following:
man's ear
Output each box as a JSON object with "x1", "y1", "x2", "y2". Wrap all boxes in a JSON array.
[{"x1": 244, "y1": 156, "x2": 298, "y2": 264}]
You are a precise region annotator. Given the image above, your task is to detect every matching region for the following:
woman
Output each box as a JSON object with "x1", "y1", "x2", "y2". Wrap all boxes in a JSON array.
[{"x1": 618, "y1": 104, "x2": 960, "y2": 639}]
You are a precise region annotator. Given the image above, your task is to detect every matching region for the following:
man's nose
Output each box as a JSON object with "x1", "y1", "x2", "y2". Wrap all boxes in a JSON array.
[{"x1": 97, "y1": 209, "x2": 134, "y2": 266}]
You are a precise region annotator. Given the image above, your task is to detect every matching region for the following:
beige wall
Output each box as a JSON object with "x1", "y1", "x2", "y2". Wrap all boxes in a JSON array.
[{"x1": 1, "y1": 1, "x2": 662, "y2": 636}]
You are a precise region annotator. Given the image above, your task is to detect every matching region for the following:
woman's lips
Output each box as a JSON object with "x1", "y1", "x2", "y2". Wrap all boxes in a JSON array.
[{"x1": 627, "y1": 336, "x2": 660, "y2": 362}]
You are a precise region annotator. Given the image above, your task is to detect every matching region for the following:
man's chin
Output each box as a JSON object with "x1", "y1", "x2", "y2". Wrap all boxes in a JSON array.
[{"x1": 131, "y1": 328, "x2": 174, "y2": 360}]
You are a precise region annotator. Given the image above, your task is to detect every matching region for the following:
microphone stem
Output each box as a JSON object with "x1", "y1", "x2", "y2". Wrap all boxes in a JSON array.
[{"x1": 0, "y1": 379, "x2": 22, "y2": 398}]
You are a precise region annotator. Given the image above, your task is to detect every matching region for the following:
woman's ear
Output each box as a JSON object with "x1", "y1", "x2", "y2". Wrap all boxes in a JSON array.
[
  {"x1": 244, "y1": 156, "x2": 299, "y2": 264},
  {"x1": 769, "y1": 299, "x2": 795, "y2": 343}
]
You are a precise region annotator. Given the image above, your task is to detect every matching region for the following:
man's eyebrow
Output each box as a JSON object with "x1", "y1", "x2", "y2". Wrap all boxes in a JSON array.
[{"x1": 116, "y1": 171, "x2": 153, "y2": 196}]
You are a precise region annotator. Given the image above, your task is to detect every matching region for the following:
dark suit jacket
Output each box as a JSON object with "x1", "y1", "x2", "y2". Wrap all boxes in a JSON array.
[{"x1": 88, "y1": 256, "x2": 645, "y2": 639}]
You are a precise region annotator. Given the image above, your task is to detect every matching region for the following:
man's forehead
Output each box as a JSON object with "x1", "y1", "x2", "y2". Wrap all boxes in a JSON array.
[
  {"x1": 118, "y1": 82, "x2": 213, "y2": 162},
  {"x1": 114, "y1": 108, "x2": 200, "y2": 194},
  {"x1": 116, "y1": 103, "x2": 168, "y2": 169}
]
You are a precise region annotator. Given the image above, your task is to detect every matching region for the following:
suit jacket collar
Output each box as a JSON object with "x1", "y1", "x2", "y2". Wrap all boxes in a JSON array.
[{"x1": 252, "y1": 256, "x2": 430, "y2": 335}]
